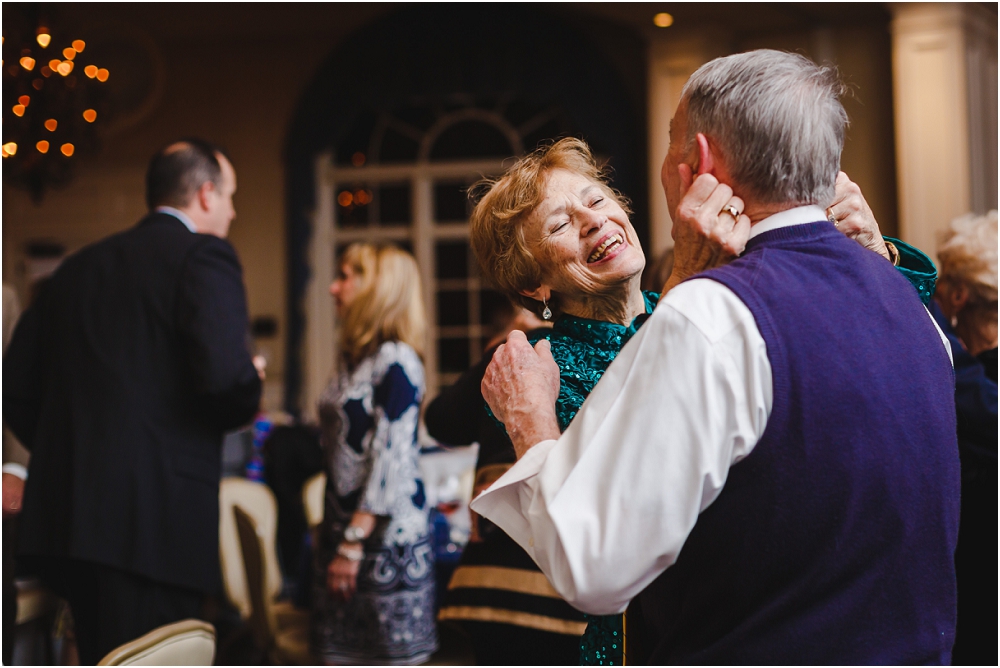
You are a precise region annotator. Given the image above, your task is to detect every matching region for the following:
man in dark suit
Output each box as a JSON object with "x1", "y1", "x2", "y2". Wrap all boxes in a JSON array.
[{"x1": 2, "y1": 139, "x2": 262, "y2": 664}]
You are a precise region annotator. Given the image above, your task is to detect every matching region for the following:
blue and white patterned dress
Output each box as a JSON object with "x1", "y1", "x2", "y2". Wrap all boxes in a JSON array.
[{"x1": 312, "y1": 341, "x2": 438, "y2": 665}]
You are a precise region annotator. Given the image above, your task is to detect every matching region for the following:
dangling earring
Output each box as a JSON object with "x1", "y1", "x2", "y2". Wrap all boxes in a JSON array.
[{"x1": 542, "y1": 297, "x2": 552, "y2": 321}]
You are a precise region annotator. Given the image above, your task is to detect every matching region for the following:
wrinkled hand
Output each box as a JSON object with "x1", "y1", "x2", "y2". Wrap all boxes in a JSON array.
[
  {"x1": 2, "y1": 472, "x2": 25, "y2": 518},
  {"x1": 828, "y1": 171, "x2": 889, "y2": 260},
  {"x1": 482, "y1": 330, "x2": 561, "y2": 459},
  {"x1": 327, "y1": 553, "x2": 360, "y2": 601},
  {"x1": 663, "y1": 166, "x2": 751, "y2": 294}
]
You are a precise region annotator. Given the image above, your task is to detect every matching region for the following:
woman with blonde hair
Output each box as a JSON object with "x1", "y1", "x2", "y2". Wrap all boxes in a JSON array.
[{"x1": 311, "y1": 243, "x2": 437, "y2": 665}]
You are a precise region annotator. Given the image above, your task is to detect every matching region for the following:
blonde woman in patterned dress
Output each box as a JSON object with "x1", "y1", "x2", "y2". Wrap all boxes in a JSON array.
[{"x1": 311, "y1": 243, "x2": 438, "y2": 665}]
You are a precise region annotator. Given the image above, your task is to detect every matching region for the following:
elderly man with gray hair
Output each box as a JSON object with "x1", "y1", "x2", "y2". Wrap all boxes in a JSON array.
[{"x1": 472, "y1": 49, "x2": 959, "y2": 664}]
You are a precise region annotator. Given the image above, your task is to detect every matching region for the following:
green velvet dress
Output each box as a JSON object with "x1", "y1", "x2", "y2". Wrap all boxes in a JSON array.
[{"x1": 497, "y1": 237, "x2": 936, "y2": 666}]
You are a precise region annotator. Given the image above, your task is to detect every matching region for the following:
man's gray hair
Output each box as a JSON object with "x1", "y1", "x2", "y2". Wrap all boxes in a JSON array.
[{"x1": 682, "y1": 49, "x2": 848, "y2": 207}]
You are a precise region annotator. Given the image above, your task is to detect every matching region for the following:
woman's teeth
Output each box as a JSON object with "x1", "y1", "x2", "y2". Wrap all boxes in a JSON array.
[{"x1": 588, "y1": 235, "x2": 623, "y2": 263}]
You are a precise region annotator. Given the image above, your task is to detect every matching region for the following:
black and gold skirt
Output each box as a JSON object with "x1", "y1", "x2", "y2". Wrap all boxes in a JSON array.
[{"x1": 438, "y1": 465, "x2": 586, "y2": 664}]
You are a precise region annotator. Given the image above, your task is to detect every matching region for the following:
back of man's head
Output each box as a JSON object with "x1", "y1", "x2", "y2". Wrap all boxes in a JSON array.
[
  {"x1": 145, "y1": 139, "x2": 228, "y2": 210},
  {"x1": 682, "y1": 50, "x2": 847, "y2": 208}
]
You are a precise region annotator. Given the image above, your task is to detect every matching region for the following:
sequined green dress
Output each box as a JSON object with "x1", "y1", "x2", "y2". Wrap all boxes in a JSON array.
[{"x1": 527, "y1": 291, "x2": 660, "y2": 666}]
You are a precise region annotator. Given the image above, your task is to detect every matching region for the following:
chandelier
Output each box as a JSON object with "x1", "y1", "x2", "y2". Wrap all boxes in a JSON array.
[{"x1": 3, "y1": 13, "x2": 111, "y2": 202}]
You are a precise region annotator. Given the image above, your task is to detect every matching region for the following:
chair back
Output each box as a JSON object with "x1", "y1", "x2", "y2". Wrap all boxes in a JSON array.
[
  {"x1": 301, "y1": 472, "x2": 326, "y2": 530},
  {"x1": 233, "y1": 505, "x2": 279, "y2": 652},
  {"x1": 97, "y1": 619, "x2": 215, "y2": 666},
  {"x1": 219, "y1": 478, "x2": 283, "y2": 618}
]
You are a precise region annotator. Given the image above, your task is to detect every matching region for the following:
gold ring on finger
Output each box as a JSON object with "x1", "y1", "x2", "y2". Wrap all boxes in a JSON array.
[{"x1": 721, "y1": 204, "x2": 741, "y2": 220}]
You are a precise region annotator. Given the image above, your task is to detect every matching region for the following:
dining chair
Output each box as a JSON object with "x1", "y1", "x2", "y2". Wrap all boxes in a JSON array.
[
  {"x1": 233, "y1": 505, "x2": 313, "y2": 664},
  {"x1": 96, "y1": 619, "x2": 215, "y2": 666}
]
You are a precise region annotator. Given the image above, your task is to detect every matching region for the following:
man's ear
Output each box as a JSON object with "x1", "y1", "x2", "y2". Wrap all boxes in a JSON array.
[
  {"x1": 695, "y1": 133, "x2": 716, "y2": 177},
  {"x1": 195, "y1": 180, "x2": 215, "y2": 212}
]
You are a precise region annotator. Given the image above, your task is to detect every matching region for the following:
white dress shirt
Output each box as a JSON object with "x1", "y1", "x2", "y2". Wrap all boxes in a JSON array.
[
  {"x1": 155, "y1": 206, "x2": 198, "y2": 233},
  {"x1": 470, "y1": 205, "x2": 950, "y2": 615},
  {"x1": 2, "y1": 463, "x2": 28, "y2": 480}
]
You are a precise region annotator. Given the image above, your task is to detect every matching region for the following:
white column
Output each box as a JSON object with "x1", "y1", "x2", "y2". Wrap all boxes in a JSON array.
[
  {"x1": 303, "y1": 152, "x2": 336, "y2": 421},
  {"x1": 890, "y1": 3, "x2": 998, "y2": 257},
  {"x1": 646, "y1": 34, "x2": 725, "y2": 257}
]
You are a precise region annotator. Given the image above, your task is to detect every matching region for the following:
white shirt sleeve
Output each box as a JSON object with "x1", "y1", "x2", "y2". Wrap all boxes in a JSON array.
[
  {"x1": 470, "y1": 279, "x2": 773, "y2": 614},
  {"x1": 2, "y1": 462, "x2": 27, "y2": 480}
]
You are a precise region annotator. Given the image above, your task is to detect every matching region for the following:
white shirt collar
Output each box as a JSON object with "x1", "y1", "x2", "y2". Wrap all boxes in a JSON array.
[
  {"x1": 748, "y1": 205, "x2": 827, "y2": 240},
  {"x1": 155, "y1": 206, "x2": 198, "y2": 234}
]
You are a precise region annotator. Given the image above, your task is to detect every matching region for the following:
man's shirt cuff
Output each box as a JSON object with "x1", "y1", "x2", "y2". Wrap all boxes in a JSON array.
[
  {"x1": 2, "y1": 463, "x2": 28, "y2": 480},
  {"x1": 469, "y1": 439, "x2": 557, "y2": 551}
]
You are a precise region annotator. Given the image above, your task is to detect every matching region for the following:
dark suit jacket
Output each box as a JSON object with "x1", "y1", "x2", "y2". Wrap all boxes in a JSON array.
[{"x1": 2, "y1": 213, "x2": 262, "y2": 592}]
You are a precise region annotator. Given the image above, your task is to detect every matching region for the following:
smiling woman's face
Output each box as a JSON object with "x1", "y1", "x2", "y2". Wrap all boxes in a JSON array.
[{"x1": 522, "y1": 168, "x2": 645, "y2": 305}]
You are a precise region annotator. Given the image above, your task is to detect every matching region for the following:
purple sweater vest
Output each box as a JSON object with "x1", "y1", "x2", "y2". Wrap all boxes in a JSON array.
[{"x1": 635, "y1": 222, "x2": 960, "y2": 665}]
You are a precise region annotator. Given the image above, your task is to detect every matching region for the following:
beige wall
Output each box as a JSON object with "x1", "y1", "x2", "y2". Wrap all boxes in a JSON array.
[{"x1": 890, "y1": 3, "x2": 998, "y2": 259}]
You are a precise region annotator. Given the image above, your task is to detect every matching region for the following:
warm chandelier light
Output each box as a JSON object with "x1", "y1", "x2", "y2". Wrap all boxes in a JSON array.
[
  {"x1": 653, "y1": 12, "x2": 675, "y2": 28},
  {"x1": 3, "y1": 19, "x2": 110, "y2": 201}
]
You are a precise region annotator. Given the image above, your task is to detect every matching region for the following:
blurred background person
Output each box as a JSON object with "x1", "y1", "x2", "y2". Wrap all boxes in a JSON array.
[
  {"x1": 1, "y1": 140, "x2": 262, "y2": 664},
  {"x1": 3, "y1": 282, "x2": 29, "y2": 666},
  {"x1": 311, "y1": 243, "x2": 438, "y2": 665},
  {"x1": 931, "y1": 210, "x2": 997, "y2": 666},
  {"x1": 428, "y1": 303, "x2": 583, "y2": 666},
  {"x1": 935, "y1": 211, "x2": 998, "y2": 362},
  {"x1": 2, "y1": 285, "x2": 29, "y2": 490}
]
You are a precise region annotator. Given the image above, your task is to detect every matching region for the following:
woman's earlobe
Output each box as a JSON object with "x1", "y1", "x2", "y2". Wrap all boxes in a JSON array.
[
  {"x1": 952, "y1": 284, "x2": 970, "y2": 313},
  {"x1": 519, "y1": 285, "x2": 550, "y2": 302}
]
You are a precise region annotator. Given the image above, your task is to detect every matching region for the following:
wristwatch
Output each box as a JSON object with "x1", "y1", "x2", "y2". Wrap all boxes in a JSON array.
[{"x1": 343, "y1": 525, "x2": 367, "y2": 543}]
